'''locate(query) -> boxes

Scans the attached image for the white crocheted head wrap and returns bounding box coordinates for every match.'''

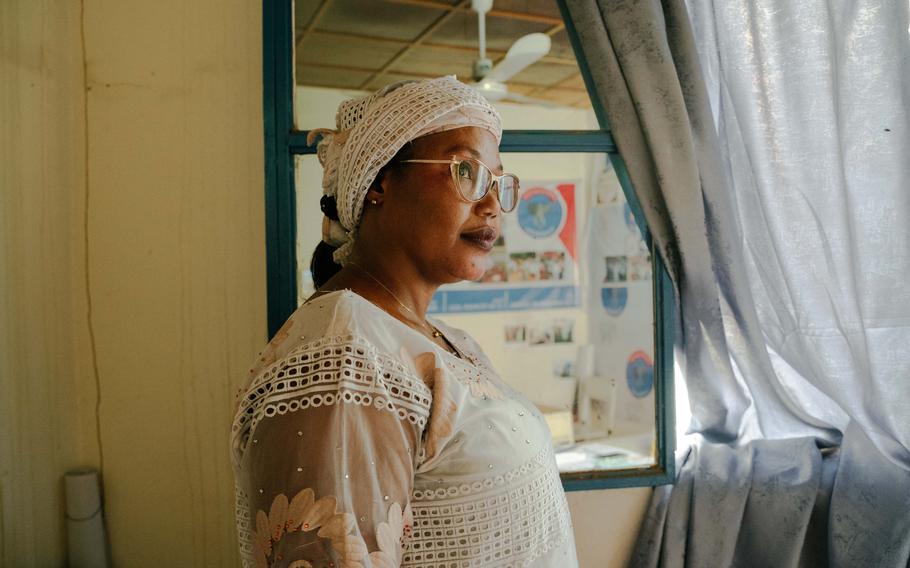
[306,75,503,265]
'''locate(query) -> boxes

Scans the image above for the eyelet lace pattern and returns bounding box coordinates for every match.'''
[231,304,577,567]
[403,445,571,567]
[231,334,433,463]
[235,484,257,565]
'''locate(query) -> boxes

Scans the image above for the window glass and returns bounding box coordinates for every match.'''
[293,0,598,130]
[432,152,657,472]
[291,0,663,478]
[295,149,657,473]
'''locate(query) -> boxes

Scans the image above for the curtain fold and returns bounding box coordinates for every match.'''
[631,439,837,567]
[562,0,910,565]
[560,0,754,442]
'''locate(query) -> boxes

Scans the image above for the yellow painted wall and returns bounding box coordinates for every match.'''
[2,0,265,565]
[1,2,649,566]
[1,2,97,565]
[80,0,266,565]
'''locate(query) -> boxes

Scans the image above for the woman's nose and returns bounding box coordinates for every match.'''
[475,181,501,217]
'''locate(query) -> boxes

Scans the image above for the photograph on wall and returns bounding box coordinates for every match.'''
[628,255,652,281]
[553,319,575,344]
[528,323,554,346]
[430,180,581,313]
[478,250,508,284]
[604,256,628,283]
[504,323,527,344]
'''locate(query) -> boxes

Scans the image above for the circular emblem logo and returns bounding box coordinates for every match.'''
[626,350,654,398]
[518,187,564,238]
[601,287,628,317]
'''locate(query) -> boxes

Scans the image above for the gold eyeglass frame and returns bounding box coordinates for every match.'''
[399,156,521,212]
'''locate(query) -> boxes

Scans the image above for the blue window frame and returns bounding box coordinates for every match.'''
[261,0,675,489]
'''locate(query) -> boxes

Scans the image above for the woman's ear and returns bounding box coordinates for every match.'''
[366,168,391,204]
[365,175,385,205]
[365,186,383,205]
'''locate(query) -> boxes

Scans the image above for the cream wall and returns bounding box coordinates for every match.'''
[80,0,266,565]
[2,5,648,567]
[1,2,97,565]
[2,0,265,566]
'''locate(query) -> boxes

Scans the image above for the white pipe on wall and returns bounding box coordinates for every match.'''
[64,468,111,568]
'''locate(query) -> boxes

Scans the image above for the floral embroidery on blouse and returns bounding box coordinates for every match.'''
[254,487,412,568]
[466,373,505,400]
[253,487,365,568]
[415,342,506,403]
[414,354,457,463]
[369,502,414,568]
[233,292,578,568]
[450,357,506,401]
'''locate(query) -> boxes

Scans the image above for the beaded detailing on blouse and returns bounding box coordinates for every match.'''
[442,355,507,401]
[232,334,433,463]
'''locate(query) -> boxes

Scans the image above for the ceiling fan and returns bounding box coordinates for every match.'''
[468,0,554,106]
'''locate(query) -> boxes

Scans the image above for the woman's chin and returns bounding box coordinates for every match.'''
[437,253,490,283]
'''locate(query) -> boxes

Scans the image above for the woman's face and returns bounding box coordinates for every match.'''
[368,126,504,284]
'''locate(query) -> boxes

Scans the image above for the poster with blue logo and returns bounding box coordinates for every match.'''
[429,181,580,314]
[601,287,628,317]
[626,351,654,398]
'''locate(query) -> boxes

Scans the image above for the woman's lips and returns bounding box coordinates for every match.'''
[460,226,498,251]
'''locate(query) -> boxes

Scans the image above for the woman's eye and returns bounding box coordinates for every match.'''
[457,162,474,180]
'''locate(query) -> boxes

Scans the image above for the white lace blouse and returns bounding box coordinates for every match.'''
[231,290,578,568]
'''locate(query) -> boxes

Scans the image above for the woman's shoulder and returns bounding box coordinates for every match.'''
[237,288,434,406]
[258,290,371,361]
[248,289,432,379]
[231,291,436,467]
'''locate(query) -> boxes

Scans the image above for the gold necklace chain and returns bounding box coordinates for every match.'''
[347,262,442,339]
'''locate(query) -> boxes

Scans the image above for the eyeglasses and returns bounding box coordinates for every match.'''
[399,156,520,212]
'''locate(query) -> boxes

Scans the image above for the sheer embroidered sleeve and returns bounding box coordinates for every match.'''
[232,335,432,568]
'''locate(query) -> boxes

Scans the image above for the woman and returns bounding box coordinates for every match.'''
[231,76,578,568]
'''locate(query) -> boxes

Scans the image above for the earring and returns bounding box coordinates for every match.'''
[371,199,378,205]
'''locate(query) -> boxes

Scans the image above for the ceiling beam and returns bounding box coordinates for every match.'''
[295,0,334,48]
[293,1,579,96]
[524,71,586,99]
[357,0,472,89]
[383,0,564,25]
[303,29,577,66]
[298,60,585,93]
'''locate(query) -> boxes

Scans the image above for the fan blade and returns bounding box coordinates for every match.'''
[470,80,509,101]
[484,33,551,83]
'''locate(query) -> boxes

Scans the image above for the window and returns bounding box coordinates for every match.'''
[263,0,675,489]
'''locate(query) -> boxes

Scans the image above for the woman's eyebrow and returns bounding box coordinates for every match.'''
[442,144,505,172]
[442,144,481,158]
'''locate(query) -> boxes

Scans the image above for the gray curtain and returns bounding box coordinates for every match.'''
[561,0,910,565]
